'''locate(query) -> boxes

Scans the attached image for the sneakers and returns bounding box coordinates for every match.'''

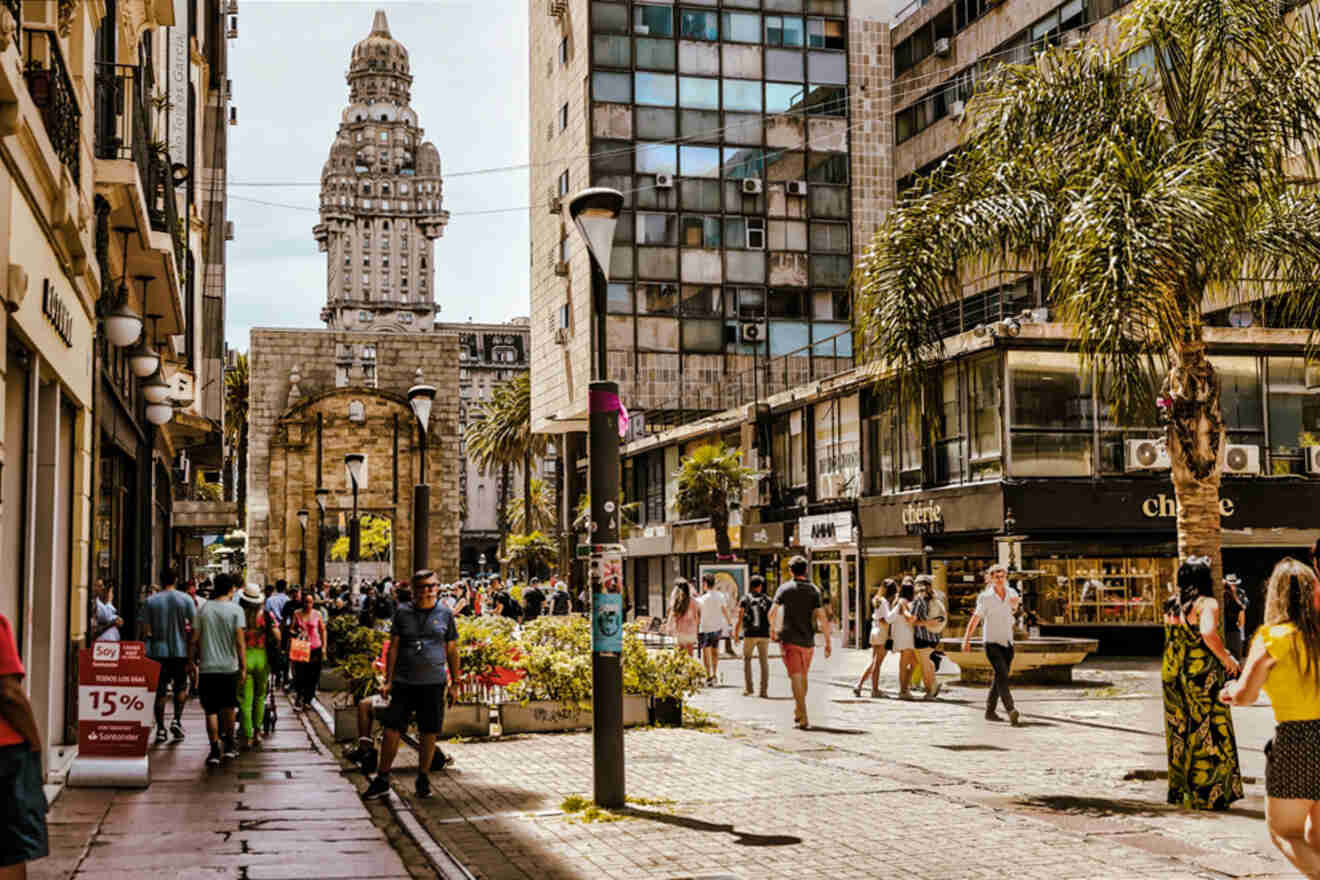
[415,774,432,799]
[362,775,391,801]
[170,720,185,742]
[155,727,168,744]
[205,743,221,767]
[430,750,448,773]
[852,685,862,698]
[222,738,239,760]
[1009,709,1022,727]
[985,711,1005,722]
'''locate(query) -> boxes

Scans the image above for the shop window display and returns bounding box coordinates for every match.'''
[1034,557,1171,625]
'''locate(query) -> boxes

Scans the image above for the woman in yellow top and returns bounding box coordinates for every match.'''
[1221,557,1320,877]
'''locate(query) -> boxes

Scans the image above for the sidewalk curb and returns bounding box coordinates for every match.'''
[309,696,476,880]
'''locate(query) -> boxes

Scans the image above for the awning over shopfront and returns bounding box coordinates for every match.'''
[669,521,790,554]
[863,536,926,556]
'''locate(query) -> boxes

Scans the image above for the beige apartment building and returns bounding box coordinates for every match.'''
[528,0,898,449]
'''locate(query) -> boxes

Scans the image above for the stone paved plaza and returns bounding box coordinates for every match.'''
[354,645,1295,880]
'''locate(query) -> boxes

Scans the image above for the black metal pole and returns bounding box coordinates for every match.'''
[316,506,326,585]
[592,259,608,383]
[349,482,360,588]
[412,420,429,573]
[590,376,623,807]
[299,525,307,587]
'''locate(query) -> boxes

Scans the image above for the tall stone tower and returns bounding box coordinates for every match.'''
[314,10,450,332]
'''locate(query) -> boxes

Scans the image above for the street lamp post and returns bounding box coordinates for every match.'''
[478,553,486,580]
[345,453,365,589]
[315,488,329,586]
[569,186,626,809]
[408,369,437,574]
[297,509,309,588]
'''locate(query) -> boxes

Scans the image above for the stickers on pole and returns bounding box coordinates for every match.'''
[77,642,160,758]
[591,551,624,654]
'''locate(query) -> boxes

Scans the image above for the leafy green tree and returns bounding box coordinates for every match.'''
[674,442,755,559]
[466,374,547,547]
[501,530,559,579]
[224,351,249,520]
[329,514,392,562]
[855,0,1320,590]
[508,477,556,534]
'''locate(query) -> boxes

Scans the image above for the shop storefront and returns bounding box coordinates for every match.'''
[796,511,858,645]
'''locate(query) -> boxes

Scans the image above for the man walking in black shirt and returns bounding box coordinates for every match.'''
[771,557,831,729]
[735,575,773,698]
[522,580,545,623]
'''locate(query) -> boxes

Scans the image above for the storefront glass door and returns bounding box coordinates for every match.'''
[811,552,859,647]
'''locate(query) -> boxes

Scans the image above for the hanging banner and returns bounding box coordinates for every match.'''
[77,641,160,758]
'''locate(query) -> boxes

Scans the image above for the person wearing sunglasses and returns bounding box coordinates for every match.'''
[362,570,460,802]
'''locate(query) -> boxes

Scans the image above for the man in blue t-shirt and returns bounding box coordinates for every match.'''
[363,569,459,802]
[142,568,195,743]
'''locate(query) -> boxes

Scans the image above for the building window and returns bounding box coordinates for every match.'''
[1008,350,1093,477]
[765,15,804,47]
[635,71,677,106]
[349,401,365,421]
[401,312,414,324]
[679,8,718,39]
[559,102,569,131]
[722,11,760,42]
[634,4,674,36]
[1267,356,1320,474]
[559,35,569,64]
[680,215,721,248]
[807,17,845,49]
[724,217,765,249]
[968,354,1002,480]
[592,70,632,103]
[558,169,570,196]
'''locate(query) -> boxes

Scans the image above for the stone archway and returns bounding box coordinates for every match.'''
[265,387,458,585]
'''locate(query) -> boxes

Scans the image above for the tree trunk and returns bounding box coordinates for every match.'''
[711,504,733,560]
[523,448,533,535]
[1165,338,1226,608]
[498,462,510,565]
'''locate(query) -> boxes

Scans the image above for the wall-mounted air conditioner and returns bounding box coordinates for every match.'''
[1125,438,1170,472]
[741,178,763,194]
[1305,446,1320,475]
[655,173,674,188]
[786,180,808,196]
[1223,444,1261,475]
[934,37,951,57]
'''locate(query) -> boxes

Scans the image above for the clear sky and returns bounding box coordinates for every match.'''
[225,1,530,351]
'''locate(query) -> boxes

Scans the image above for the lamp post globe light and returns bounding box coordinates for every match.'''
[128,308,161,379]
[297,509,310,588]
[568,186,626,810]
[315,487,330,586]
[478,553,486,579]
[345,453,365,589]
[103,228,144,348]
[144,402,173,426]
[142,366,171,405]
[408,369,437,573]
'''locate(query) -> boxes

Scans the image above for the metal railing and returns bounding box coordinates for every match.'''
[23,28,80,186]
[633,328,855,437]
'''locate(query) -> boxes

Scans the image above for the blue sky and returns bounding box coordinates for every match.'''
[225,1,530,350]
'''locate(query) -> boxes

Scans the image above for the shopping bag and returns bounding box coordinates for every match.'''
[290,638,312,663]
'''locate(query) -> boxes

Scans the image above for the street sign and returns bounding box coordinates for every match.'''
[77,641,159,757]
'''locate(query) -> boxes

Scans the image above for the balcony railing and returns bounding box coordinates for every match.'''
[23,28,80,187]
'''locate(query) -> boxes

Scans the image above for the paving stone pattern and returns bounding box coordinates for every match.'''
[33,697,425,880]
[370,650,1297,880]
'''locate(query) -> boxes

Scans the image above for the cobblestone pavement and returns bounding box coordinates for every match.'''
[350,642,1296,880]
[33,696,430,880]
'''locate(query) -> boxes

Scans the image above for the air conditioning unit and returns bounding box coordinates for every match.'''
[553,327,569,345]
[1305,446,1320,475]
[740,321,766,344]
[548,195,563,215]
[655,173,674,188]
[741,178,763,194]
[1223,444,1262,475]
[786,180,808,196]
[554,261,569,277]
[949,99,966,119]
[934,36,951,56]
[1125,438,1170,472]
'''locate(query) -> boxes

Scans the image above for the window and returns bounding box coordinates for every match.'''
[789,410,808,486]
[1211,356,1264,444]
[678,143,720,176]
[594,33,631,66]
[379,131,388,142]
[768,219,806,250]
[728,287,765,317]
[680,178,721,211]
[968,354,1002,479]
[635,72,678,106]
[807,153,848,184]
[636,212,678,245]
[1008,351,1093,477]
[349,401,365,421]
[809,222,847,252]
[679,76,719,109]
[634,4,674,36]
[593,71,631,102]
[681,215,722,248]
[401,312,414,324]
[765,15,804,46]
[807,18,844,49]
[635,141,678,175]
[557,169,570,196]
[723,78,763,112]
[559,36,568,64]
[766,49,804,82]
[815,396,861,499]
[559,103,568,131]
[592,0,628,31]
[722,11,760,41]
[362,273,370,285]
[680,284,721,315]
[635,37,675,70]
[805,83,846,115]
[638,283,679,314]
[1267,356,1320,474]
[358,310,371,321]
[681,319,724,352]
[679,9,718,39]
[766,81,805,112]
[606,283,633,313]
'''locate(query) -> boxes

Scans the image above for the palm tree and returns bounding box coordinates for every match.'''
[674,441,756,559]
[855,0,1320,594]
[466,374,547,546]
[224,351,249,521]
[508,477,557,534]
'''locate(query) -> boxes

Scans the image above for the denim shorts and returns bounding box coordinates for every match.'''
[698,631,722,650]
[0,743,48,867]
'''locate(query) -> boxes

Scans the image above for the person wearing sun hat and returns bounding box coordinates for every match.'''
[1224,573,1249,663]
[236,582,279,749]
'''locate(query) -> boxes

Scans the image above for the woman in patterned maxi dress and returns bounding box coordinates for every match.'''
[1163,558,1244,811]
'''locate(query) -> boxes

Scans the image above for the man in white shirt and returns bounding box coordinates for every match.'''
[962,564,1022,726]
[695,574,733,686]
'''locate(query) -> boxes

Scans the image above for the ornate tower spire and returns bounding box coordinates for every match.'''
[313,9,450,332]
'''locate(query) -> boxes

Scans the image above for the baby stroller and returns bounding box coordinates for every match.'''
[263,667,278,735]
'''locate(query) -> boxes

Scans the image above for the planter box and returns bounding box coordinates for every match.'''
[319,668,349,693]
[443,703,491,738]
[652,697,682,727]
[498,696,651,734]
[333,705,359,742]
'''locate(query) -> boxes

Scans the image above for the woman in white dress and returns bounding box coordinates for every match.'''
[888,578,919,699]
[854,579,897,697]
